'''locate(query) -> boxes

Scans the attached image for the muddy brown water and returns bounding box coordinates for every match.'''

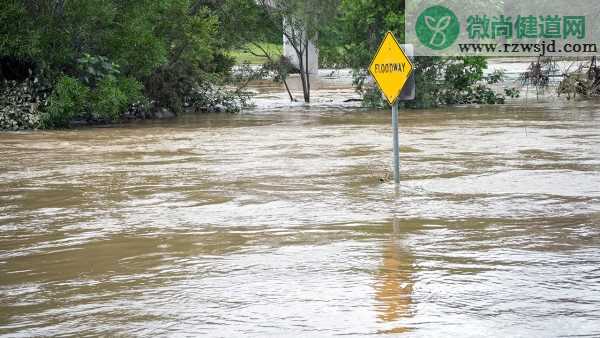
[1,104,600,337]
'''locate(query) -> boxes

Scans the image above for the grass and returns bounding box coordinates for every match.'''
[230,43,283,65]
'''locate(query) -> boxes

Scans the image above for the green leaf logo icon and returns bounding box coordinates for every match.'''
[417,6,459,50]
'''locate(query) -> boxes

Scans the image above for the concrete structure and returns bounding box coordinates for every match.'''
[283,33,319,76]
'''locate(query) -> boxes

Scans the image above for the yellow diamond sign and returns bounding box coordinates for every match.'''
[368,32,414,105]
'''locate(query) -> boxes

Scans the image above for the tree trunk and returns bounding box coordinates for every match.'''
[296,48,310,103]
[283,79,295,102]
[305,39,310,100]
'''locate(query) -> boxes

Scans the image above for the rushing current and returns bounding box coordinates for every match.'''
[1,94,600,336]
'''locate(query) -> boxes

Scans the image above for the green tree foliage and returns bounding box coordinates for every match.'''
[91,77,144,121]
[43,76,90,128]
[320,0,405,69]
[0,0,240,128]
[218,0,282,49]
[0,0,219,79]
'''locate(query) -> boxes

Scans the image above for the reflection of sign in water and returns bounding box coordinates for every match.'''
[374,235,414,334]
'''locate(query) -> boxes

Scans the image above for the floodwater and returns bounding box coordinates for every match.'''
[1,99,600,336]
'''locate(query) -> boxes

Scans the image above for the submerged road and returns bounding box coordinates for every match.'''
[1,103,600,336]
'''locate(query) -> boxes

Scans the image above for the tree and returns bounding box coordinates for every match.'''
[0,0,245,129]
[320,0,405,70]
[217,0,297,101]
[256,0,340,103]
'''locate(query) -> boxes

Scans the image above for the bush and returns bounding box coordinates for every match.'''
[90,77,144,121]
[0,80,45,130]
[144,63,197,115]
[1,0,242,129]
[40,75,145,127]
[77,54,121,88]
[42,76,89,128]
[188,81,249,113]
[117,77,145,104]
[353,57,520,108]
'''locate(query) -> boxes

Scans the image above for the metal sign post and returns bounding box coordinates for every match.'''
[392,101,400,184]
[368,32,415,185]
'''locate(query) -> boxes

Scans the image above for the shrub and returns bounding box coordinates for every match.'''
[77,54,121,88]
[144,63,197,114]
[90,77,144,121]
[42,76,89,128]
[188,81,249,113]
[40,75,145,127]
[0,80,44,130]
[117,77,145,104]
[1,0,239,128]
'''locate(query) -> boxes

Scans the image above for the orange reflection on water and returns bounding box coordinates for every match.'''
[374,220,414,334]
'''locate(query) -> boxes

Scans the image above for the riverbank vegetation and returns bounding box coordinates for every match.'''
[0,0,253,130]
[4,0,585,131]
